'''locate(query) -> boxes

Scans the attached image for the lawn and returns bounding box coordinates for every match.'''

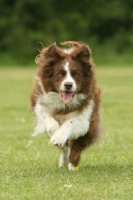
[0,65,133,200]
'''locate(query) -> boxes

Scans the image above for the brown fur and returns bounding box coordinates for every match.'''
[30,41,102,168]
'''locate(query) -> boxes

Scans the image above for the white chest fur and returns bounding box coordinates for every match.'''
[32,91,94,141]
[37,92,86,114]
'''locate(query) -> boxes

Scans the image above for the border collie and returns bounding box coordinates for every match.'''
[30,41,102,170]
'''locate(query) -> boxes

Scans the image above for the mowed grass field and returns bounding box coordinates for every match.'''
[0,65,133,200]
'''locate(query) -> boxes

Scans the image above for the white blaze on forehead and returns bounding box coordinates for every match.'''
[59,61,77,103]
[63,62,75,84]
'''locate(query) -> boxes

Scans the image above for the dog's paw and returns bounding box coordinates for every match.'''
[47,119,60,137]
[68,162,75,171]
[50,134,66,147]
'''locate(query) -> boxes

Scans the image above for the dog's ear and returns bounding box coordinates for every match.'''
[71,43,91,63]
[46,43,57,58]
[46,43,65,62]
[42,43,65,77]
[79,45,93,77]
[71,44,93,77]
[77,44,91,63]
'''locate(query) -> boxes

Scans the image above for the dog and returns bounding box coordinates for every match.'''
[30,41,102,170]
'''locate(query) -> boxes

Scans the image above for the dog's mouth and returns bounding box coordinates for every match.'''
[59,90,76,103]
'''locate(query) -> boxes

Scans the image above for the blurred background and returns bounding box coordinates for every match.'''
[0,0,133,65]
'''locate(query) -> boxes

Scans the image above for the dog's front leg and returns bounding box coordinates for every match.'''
[45,114,60,137]
[50,118,88,147]
[59,144,70,167]
[32,102,60,137]
[50,100,94,147]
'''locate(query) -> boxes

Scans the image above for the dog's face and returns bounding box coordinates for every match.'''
[37,42,94,103]
[53,59,83,103]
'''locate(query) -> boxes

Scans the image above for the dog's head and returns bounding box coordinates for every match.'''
[36,41,94,103]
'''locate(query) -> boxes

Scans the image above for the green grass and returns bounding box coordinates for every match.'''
[0,65,133,200]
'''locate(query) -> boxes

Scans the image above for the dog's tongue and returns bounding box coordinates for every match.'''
[61,91,74,103]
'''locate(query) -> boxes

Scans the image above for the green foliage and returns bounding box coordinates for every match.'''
[0,66,133,199]
[0,0,133,63]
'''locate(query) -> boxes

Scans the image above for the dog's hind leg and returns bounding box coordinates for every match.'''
[68,140,82,170]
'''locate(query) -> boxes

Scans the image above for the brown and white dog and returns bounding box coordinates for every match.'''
[30,41,102,170]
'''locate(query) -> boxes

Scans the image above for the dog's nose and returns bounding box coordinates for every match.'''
[64,82,73,90]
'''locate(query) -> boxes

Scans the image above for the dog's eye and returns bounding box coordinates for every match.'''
[56,70,65,78]
[72,71,80,77]
[57,73,63,77]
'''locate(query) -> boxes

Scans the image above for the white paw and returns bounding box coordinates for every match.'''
[50,134,66,147]
[59,162,64,168]
[59,159,68,168]
[47,120,60,136]
[68,163,75,171]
